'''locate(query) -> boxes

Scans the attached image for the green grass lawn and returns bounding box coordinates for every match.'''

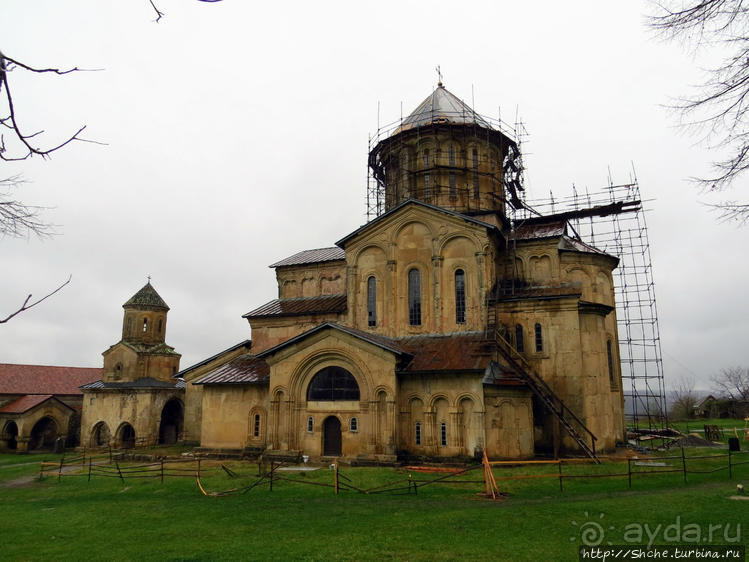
[1,451,747,561]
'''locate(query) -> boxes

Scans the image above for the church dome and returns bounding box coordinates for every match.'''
[395,84,491,133]
[123,282,169,311]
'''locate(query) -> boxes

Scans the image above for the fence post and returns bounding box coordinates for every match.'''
[109,445,112,463]
[88,456,92,482]
[58,456,64,482]
[681,447,687,484]
[38,462,44,481]
[728,449,733,480]
[197,459,201,481]
[627,457,632,489]
[116,461,124,484]
[334,458,339,495]
[161,459,164,484]
[269,461,274,492]
[558,460,563,492]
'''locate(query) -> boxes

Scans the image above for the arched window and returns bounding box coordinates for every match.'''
[415,422,422,445]
[114,363,123,380]
[157,318,163,333]
[607,340,616,387]
[367,276,377,327]
[440,421,447,446]
[408,268,422,326]
[515,324,524,353]
[307,417,314,433]
[253,413,261,438]
[472,148,480,198]
[455,269,466,324]
[535,323,543,352]
[142,318,148,333]
[307,366,360,401]
[349,417,358,432]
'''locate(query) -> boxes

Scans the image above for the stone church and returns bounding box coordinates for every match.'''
[80,83,625,461]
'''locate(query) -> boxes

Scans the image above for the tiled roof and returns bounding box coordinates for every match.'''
[0,394,70,414]
[80,377,185,391]
[123,282,169,310]
[243,294,347,319]
[119,341,180,356]
[396,333,492,373]
[256,322,409,359]
[192,354,270,386]
[0,364,102,396]
[269,247,345,268]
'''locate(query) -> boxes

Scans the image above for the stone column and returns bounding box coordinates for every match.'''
[432,255,442,332]
[386,398,397,454]
[346,265,358,326]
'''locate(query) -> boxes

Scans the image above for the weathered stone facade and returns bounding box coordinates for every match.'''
[82,84,626,461]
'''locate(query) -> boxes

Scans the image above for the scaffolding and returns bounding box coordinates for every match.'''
[365,103,666,431]
[366,111,525,222]
[512,179,668,430]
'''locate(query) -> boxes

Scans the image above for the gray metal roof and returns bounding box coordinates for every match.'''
[269,247,345,268]
[80,377,185,390]
[396,85,492,132]
[243,294,347,319]
[192,354,270,386]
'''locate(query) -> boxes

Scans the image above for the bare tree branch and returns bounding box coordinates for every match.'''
[0,275,71,324]
[0,175,56,238]
[0,51,103,161]
[648,1,749,220]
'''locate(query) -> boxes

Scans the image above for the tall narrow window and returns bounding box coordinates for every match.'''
[126,316,132,336]
[367,276,377,327]
[253,414,261,437]
[415,422,421,445]
[349,417,358,432]
[423,149,430,197]
[307,417,314,433]
[535,323,543,352]
[157,318,163,333]
[142,318,148,333]
[472,148,480,198]
[440,421,447,446]
[515,324,524,353]
[408,268,422,326]
[607,340,616,387]
[455,269,466,324]
[448,145,456,198]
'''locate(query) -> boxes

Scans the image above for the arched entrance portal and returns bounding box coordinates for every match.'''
[29,417,58,450]
[3,421,18,450]
[118,423,136,449]
[91,422,111,447]
[322,416,342,457]
[159,399,183,445]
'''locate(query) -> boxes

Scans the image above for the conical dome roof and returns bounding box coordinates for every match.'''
[396,84,491,132]
[123,282,169,310]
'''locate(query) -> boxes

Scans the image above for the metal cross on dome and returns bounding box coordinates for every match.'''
[435,65,443,86]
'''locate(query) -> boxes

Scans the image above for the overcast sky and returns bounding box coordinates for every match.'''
[1,1,745,392]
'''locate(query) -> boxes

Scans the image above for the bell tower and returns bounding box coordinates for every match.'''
[102,281,181,383]
[121,281,169,345]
